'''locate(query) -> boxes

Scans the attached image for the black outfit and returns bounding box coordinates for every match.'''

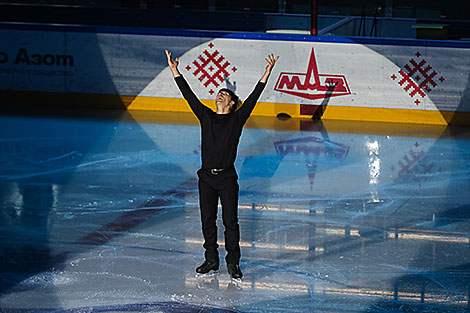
[175,75,266,265]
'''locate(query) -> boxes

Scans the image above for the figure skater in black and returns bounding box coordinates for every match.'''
[165,49,279,279]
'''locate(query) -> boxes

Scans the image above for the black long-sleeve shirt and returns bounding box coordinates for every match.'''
[175,75,266,169]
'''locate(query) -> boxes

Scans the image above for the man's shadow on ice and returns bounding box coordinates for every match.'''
[238,82,344,265]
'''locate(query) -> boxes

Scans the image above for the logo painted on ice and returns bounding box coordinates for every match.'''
[274,48,351,100]
[274,136,350,188]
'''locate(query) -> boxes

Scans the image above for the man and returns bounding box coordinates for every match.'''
[165,49,279,280]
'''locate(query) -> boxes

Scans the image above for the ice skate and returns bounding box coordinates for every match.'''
[227,263,243,282]
[195,260,219,277]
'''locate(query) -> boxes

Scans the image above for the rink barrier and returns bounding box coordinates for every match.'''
[125,110,450,139]
[3,90,466,126]
[124,96,458,126]
[1,22,469,126]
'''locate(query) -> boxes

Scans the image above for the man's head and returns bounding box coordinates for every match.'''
[216,88,239,113]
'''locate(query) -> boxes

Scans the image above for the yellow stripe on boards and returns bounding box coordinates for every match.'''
[127,96,452,126]
[123,111,449,138]
[320,105,450,125]
[2,90,467,126]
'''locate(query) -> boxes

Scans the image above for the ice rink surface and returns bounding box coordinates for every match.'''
[1,110,469,313]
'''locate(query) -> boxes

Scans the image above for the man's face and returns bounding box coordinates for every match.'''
[216,90,235,110]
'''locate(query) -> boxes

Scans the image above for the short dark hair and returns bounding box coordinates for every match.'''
[219,88,240,112]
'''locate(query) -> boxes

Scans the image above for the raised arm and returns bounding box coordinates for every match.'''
[237,54,279,123]
[166,49,205,119]
[165,49,181,78]
[260,54,280,83]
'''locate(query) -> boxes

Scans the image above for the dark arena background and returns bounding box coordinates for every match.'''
[1,1,470,313]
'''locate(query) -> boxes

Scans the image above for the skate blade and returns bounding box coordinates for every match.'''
[230,277,242,283]
[195,270,219,278]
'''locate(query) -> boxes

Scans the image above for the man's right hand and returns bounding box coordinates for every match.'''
[165,49,181,77]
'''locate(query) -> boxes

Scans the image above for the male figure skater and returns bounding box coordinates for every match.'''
[165,49,278,279]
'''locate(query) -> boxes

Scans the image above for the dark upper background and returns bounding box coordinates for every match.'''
[0,0,469,39]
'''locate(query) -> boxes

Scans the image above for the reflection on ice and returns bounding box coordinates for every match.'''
[0,113,469,312]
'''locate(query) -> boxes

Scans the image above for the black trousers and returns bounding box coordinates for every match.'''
[197,168,240,265]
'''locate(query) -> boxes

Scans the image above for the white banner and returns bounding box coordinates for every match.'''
[1,25,469,114]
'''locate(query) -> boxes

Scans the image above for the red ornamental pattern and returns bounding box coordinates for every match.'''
[185,42,238,95]
[390,51,445,105]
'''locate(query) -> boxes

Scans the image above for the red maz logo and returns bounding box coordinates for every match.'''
[274,48,351,100]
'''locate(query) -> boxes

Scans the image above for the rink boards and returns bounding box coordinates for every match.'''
[0,23,470,125]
